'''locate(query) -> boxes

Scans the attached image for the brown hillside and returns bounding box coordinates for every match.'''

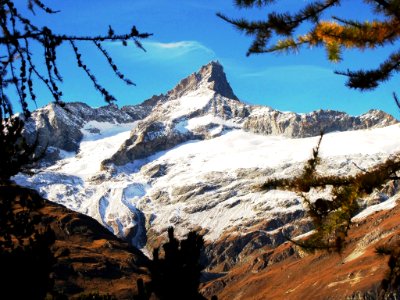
[1,184,150,299]
[202,200,400,300]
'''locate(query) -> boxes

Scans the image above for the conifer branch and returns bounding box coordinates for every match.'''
[335,49,400,90]
[28,0,59,14]
[220,0,400,91]
[260,131,400,251]
[234,0,276,8]
[70,40,116,104]
[93,41,136,86]
[0,1,151,118]
[393,92,400,110]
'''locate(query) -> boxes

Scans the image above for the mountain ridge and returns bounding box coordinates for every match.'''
[23,61,397,159]
[100,62,397,167]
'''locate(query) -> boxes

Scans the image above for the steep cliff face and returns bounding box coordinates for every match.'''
[23,103,85,153]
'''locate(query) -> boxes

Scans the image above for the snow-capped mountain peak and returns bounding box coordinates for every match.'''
[101,62,249,167]
[166,60,238,101]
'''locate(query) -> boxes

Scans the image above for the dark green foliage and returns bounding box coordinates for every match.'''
[218,0,341,54]
[135,227,210,300]
[234,0,276,8]
[0,185,55,300]
[335,50,400,90]
[376,245,393,256]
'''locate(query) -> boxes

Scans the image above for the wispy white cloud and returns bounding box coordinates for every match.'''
[142,40,216,58]
[107,40,216,64]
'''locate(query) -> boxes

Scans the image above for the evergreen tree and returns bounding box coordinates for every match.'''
[261,133,400,251]
[218,0,400,91]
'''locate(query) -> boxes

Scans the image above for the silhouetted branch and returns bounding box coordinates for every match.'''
[0,1,152,119]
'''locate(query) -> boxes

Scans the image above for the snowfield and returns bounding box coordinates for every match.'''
[48,121,138,179]
[14,120,400,246]
[168,89,214,119]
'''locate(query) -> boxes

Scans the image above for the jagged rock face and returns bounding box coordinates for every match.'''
[243,107,398,138]
[24,103,85,153]
[104,92,249,167]
[122,94,168,117]
[204,212,311,272]
[14,61,400,280]
[167,61,238,100]
[23,101,156,156]
[104,118,197,166]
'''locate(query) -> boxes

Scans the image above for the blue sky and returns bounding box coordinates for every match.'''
[13,0,400,117]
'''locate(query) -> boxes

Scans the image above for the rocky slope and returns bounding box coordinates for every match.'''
[2,184,149,299]
[102,61,248,167]
[14,61,400,298]
[201,198,400,299]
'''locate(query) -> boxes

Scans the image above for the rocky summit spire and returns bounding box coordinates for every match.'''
[167,61,239,100]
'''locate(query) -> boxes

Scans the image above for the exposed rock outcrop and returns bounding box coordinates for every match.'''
[23,61,397,169]
[103,119,197,166]
[101,61,397,168]
[243,108,398,138]
[167,61,238,100]
[23,100,158,155]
